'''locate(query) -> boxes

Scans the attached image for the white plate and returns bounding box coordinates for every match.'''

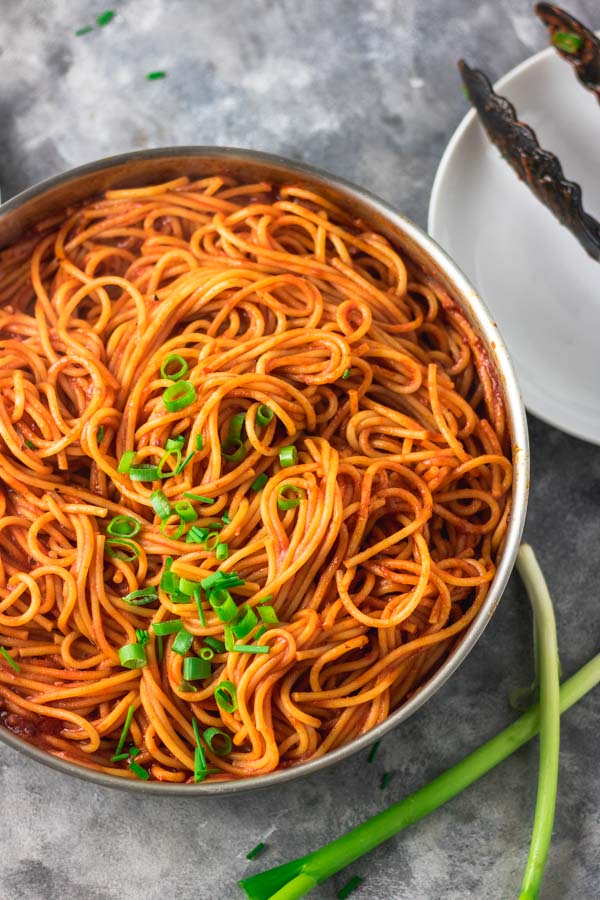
[429,42,600,444]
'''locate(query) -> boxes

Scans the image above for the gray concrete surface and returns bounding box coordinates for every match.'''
[1,1,599,898]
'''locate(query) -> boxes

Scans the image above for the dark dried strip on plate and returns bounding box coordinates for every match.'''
[458,59,600,261]
[536,3,600,103]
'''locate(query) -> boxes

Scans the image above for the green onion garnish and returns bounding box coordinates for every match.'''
[195,434,203,451]
[157,449,181,479]
[277,484,304,510]
[192,716,202,748]
[176,451,195,474]
[110,752,130,763]
[204,636,225,653]
[194,745,206,782]
[337,875,363,899]
[255,625,267,640]
[152,619,183,636]
[183,493,214,504]
[553,30,583,53]
[200,570,244,591]
[165,435,185,451]
[178,681,195,692]
[172,628,194,655]
[178,577,197,596]
[246,842,266,861]
[257,605,278,624]
[160,557,178,593]
[204,532,220,551]
[186,525,209,544]
[216,542,229,561]
[157,635,164,663]
[160,515,185,541]
[256,404,274,426]
[367,739,381,764]
[209,588,238,623]
[117,450,136,473]
[119,643,147,669]
[160,354,188,381]
[221,438,246,463]
[96,10,115,26]
[199,646,214,661]
[129,464,161,482]
[231,644,269,654]
[193,587,205,627]
[251,473,268,491]
[114,704,135,755]
[228,412,246,441]
[106,538,140,562]
[183,656,211,681]
[163,380,195,412]
[279,446,297,467]
[97,426,105,443]
[174,500,196,521]
[147,71,167,80]
[171,590,191,604]
[75,25,93,36]
[129,760,150,780]
[342,368,351,380]
[380,771,393,790]
[214,680,237,713]
[231,605,258,639]
[0,646,20,672]
[24,439,36,450]
[107,515,141,538]
[203,727,232,756]
[221,512,231,524]
[135,628,150,646]
[224,625,235,652]
[151,489,171,520]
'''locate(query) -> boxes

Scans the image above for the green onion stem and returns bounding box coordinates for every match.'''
[517,545,560,900]
[239,650,600,900]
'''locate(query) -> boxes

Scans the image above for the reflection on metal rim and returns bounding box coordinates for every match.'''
[0,147,529,794]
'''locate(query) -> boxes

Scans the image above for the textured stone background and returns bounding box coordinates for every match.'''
[1,1,599,898]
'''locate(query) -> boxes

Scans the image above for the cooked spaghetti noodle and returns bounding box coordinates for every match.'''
[0,175,512,782]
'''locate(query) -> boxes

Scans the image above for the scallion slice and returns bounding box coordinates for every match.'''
[135,628,149,646]
[342,368,351,380]
[208,588,238,623]
[251,473,268,491]
[256,404,274,426]
[174,500,196,521]
[106,538,140,563]
[97,426,105,443]
[0,646,20,673]
[151,489,171,520]
[231,605,258,639]
[214,680,237,713]
[257,604,278,624]
[231,644,270,654]
[203,726,232,756]
[114,705,135,756]
[228,412,246,441]
[279,446,297,468]
[117,450,136,473]
[119,643,147,669]
[183,656,211,681]
[172,628,194,655]
[193,586,205,627]
[175,450,195,474]
[184,493,214,504]
[186,525,209,544]
[129,760,150,780]
[246,842,266,861]
[165,435,185,451]
[160,354,188,381]
[157,449,181,479]
[204,636,226,653]
[152,619,183,636]
[277,484,304,510]
[199,646,214,661]
[224,625,235,652]
[221,438,246,463]
[163,380,195,412]
[216,542,229,561]
[129,464,160,482]
[107,515,141,538]
[195,434,203,451]
[200,571,244,591]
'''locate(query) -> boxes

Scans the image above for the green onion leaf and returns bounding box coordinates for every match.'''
[228,412,246,442]
[184,493,214,504]
[129,464,161,482]
[338,875,363,899]
[214,680,237,713]
[203,726,232,756]
[178,577,197,596]
[216,542,229,561]
[106,538,140,563]
[203,532,220,551]
[183,656,211,681]
[24,439,36,450]
[151,489,171,520]
[186,525,210,544]
[257,605,278,624]
[96,10,115,27]
[135,628,150,646]
[380,772,393,790]
[119,643,147,669]
[160,515,185,541]
[200,570,244,591]
[341,368,351,380]
[160,557,179,593]
[251,473,268,491]
[75,25,93,36]
[194,745,206,782]
[163,380,195,412]
[96,426,105,443]
[152,619,183,636]
[221,438,247,463]
[199,646,214,661]
[208,588,238,623]
[277,484,304,510]
[160,354,188,381]
[157,634,164,663]
[110,752,130,763]
[246,842,266,861]
[165,435,185,451]
[172,628,194,655]
[157,448,181,479]
[279,446,297,468]
[193,587,206,627]
[553,30,583,53]
[204,636,225,653]
[175,451,195,474]
[117,450,136,473]
[367,739,381,764]
[107,515,141,538]
[221,512,231,524]
[114,704,135,756]
[195,434,204,451]
[255,625,267,640]
[232,644,269,654]
[0,646,20,673]
[256,404,274,426]
[129,760,150,780]
[231,605,258,639]
[224,625,235,652]
[174,500,196,521]
[147,71,167,80]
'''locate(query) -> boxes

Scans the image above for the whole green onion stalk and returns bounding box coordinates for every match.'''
[239,548,600,900]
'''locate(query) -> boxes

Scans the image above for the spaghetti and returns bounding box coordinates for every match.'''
[0,174,512,782]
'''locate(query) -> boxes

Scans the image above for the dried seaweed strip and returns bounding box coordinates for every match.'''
[459,60,600,261]
[536,3,600,103]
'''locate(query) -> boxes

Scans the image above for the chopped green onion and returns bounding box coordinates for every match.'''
[260,595,273,604]
[380,772,393,790]
[160,515,185,541]
[96,10,115,26]
[216,542,229,561]
[24,439,36,450]
[129,464,161,482]
[135,628,149,646]
[279,446,297,467]
[203,532,219,551]
[195,434,203,451]
[256,404,274,426]
[157,635,164,663]
[107,515,141,538]
[151,489,171,520]
[257,605,278,624]
[171,590,191,604]
[110,752,130,763]
[129,760,150,780]
[342,368,351,380]
[74,25,93,36]
[232,605,258,639]
[174,500,196,521]
[176,451,195,474]
[0,646,20,673]
[178,680,195,692]
[172,628,194,655]
[114,704,135,755]
[129,747,141,758]
[96,426,105,443]
[186,525,209,544]
[194,745,206,782]
[106,538,140,563]
[251,473,268,491]
[184,493,214,504]
[224,625,235,652]
[160,354,188,381]
[147,71,167,80]
[232,644,270,654]
[553,30,583,53]
[221,438,246,463]
[203,727,232,756]
[157,449,181,479]
[178,577,197,596]
[119,643,147,669]
[117,450,136,473]
[163,380,195,412]
[165,435,185,451]
[246,842,266,861]
[228,412,246,441]
[199,646,214,661]
[193,587,205,627]
[221,512,231,524]
[183,656,211,681]
[255,625,267,640]
[160,557,179,593]
[214,680,237,713]
[209,588,238,623]
[338,876,363,899]
[152,619,183,636]
[204,636,225,653]
[200,570,244,591]
[277,484,304,510]
[367,739,381,764]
